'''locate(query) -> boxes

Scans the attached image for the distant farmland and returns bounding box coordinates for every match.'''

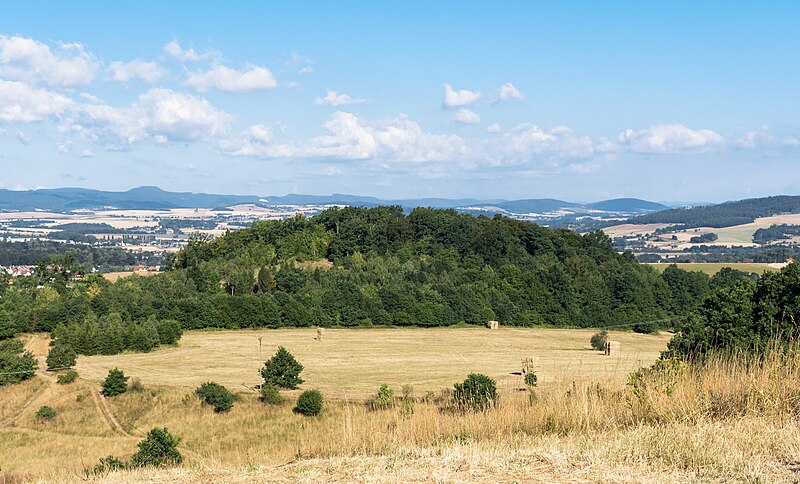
[646,262,782,275]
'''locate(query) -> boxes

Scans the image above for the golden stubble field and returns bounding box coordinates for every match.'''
[74,327,671,397]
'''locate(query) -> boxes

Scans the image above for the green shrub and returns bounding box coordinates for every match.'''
[400,384,415,417]
[156,319,183,345]
[524,371,538,388]
[0,339,37,386]
[130,427,183,468]
[101,368,129,397]
[261,346,304,389]
[47,342,77,370]
[57,370,79,384]
[453,373,497,411]
[590,330,609,351]
[90,455,127,477]
[295,389,323,416]
[196,382,234,413]
[259,384,283,405]
[633,322,659,334]
[370,384,394,410]
[36,405,56,420]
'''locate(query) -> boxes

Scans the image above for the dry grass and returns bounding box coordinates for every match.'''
[73,328,671,397]
[5,333,800,482]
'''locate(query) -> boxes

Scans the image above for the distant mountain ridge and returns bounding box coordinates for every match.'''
[0,186,669,216]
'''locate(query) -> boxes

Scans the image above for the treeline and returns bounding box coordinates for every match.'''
[669,262,800,356]
[630,196,800,228]
[636,245,800,264]
[752,224,800,244]
[0,240,162,270]
[52,314,181,356]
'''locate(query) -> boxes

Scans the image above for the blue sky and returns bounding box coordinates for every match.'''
[0,1,799,202]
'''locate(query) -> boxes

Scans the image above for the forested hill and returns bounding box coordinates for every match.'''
[628,195,800,228]
[163,206,679,329]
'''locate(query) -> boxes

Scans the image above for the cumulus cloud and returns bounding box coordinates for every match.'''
[164,40,201,61]
[109,59,166,83]
[736,128,800,149]
[0,35,98,87]
[64,88,231,149]
[222,111,466,162]
[486,123,501,133]
[453,108,480,124]
[498,82,523,101]
[442,84,480,108]
[185,65,277,93]
[491,124,595,165]
[617,123,723,154]
[314,89,367,107]
[0,79,73,122]
[81,149,93,158]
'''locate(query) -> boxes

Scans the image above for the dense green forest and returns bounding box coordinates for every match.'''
[0,240,161,270]
[629,195,800,228]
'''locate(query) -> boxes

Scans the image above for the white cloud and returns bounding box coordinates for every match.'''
[490,124,595,166]
[453,108,480,124]
[442,84,480,108]
[109,59,166,83]
[248,124,273,143]
[185,65,277,93]
[323,166,342,176]
[486,123,501,133]
[65,88,231,148]
[736,128,800,149]
[298,66,313,75]
[617,123,723,154]
[81,149,93,158]
[314,89,367,107]
[164,40,201,61]
[222,111,466,163]
[498,83,523,101]
[0,79,73,122]
[0,35,98,87]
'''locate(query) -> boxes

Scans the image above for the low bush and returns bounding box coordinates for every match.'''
[129,378,145,393]
[56,370,79,384]
[0,339,37,386]
[90,455,127,477]
[590,330,609,351]
[295,389,323,416]
[370,384,394,410]
[196,382,234,413]
[101,368,128,397]
[453,373,497,411]
[36,405,56,420]
[524,371,538,388]
[130,427,183,468]
[259,384,283,405]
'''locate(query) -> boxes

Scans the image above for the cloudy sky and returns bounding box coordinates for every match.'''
[1,2,799,202]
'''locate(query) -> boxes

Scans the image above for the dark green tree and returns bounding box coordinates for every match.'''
[46,342,77,370]
[130,427,183,468]
[261,346,304,389]
[101,368,129,396]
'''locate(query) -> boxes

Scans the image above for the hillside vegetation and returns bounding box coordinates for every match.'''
[629,195,800,228]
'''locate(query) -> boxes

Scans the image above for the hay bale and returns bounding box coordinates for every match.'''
[315,327,325,341]
[605,340,621,356]
[486,320,499,330]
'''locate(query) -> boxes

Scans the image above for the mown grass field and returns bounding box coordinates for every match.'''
[647,262,780,275]
[74,328,671,397]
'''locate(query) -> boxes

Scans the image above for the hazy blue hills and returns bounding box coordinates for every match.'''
[0,186,671,217]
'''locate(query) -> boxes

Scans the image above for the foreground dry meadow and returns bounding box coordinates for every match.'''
[3,329,800,482]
